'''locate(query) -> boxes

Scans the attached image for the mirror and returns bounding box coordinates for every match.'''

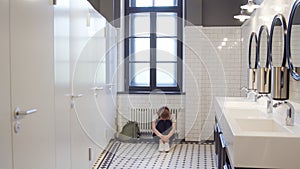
[248,32,258,90]
[269,14,289,100]
[257,25,270,68]
[270,15,286,67]
[249,32,258,69]
[287,0,300,81]
[257,25,271,94]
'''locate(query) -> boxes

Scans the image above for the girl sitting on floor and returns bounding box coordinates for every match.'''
[152,106,176,152]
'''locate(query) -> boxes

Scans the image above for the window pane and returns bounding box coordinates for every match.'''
[157,13,177,36]
[157,38,177,61]
[130,0,153,7]
[156,63,177,87]
[129,13,150,37]
[154,0,177,6]
[129,38,150,61]
[129,63,150,86]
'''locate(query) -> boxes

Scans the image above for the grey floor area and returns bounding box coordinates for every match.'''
[96,141,216,169]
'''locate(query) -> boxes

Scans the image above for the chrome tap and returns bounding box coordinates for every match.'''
[257,94,273,114]
[241,86,253,95]
[248,90,258,102]
[241,86,257,102]
[241,86,249,93]
[273,101,295,126]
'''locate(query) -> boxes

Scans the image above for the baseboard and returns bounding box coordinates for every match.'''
[115,136,213,144]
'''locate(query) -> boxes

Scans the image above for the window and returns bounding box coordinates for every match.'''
[125,0,183,92]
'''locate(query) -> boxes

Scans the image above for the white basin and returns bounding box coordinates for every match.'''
[217,97,259,109]
[223,101,256,109]
[224,108,264,118]
[235,118,288,132]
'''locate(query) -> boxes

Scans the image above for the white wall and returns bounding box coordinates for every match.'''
[0,0,13,168]
[185,26,242,141]
[241,0,300,103]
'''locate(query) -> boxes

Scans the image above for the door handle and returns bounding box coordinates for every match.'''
[91,87,104,97]
[64,93,83,99]
[106,83,116,90]
[65,94,83,108]
[66,94,83,99]
[14,107,37,119]
[91,87,104,91]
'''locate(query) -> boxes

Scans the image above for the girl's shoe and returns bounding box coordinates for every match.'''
[164,142,170,152]
[158,142,164,152]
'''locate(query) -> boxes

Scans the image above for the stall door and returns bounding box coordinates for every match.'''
[68,1,117,167]
[10,0,56,168]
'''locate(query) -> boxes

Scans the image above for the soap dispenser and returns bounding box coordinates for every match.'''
[271,67,289,100]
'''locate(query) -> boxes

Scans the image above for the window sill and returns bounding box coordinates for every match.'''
[117,91,185,95]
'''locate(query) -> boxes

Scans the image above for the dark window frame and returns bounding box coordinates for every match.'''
[124,0,183,93]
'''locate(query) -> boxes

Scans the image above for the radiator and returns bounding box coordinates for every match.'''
[130,107,180,136]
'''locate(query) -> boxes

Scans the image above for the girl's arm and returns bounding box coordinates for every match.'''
[166,122,176,139]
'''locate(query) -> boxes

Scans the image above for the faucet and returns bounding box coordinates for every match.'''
[248,90,258,102]
[273,101,295,126]
[241,86,249,93]
[240,86,257,102]
[257,94,273,114]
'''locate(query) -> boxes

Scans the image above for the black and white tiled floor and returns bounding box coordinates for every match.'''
[96,141,216,169]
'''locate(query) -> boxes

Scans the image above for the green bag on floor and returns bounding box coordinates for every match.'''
[119,121,140,141]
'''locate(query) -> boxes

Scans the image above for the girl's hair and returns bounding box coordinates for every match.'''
[158,106,171,119]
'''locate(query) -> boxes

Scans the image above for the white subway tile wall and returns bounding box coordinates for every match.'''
[291,26,300,68]
[290,25,300,101]
[258,28,268,67]
[184,26,242,141]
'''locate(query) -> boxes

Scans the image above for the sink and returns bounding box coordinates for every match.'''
[225,109,264,118]
[219,97,258,109]
[235,118,288,132]
[223,101,256,109]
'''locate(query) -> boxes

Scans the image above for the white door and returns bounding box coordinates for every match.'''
[10,0,55,169]
[68,1,117,168]
[69,2,112,167]
[53,0,117,168]
[70,27,117,169]
[0,0,13,168]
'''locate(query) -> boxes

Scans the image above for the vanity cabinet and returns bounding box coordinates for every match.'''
[214,119,255,169]
[214,119,232,169]
[214,97,300,168]
[215,116,274,169]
